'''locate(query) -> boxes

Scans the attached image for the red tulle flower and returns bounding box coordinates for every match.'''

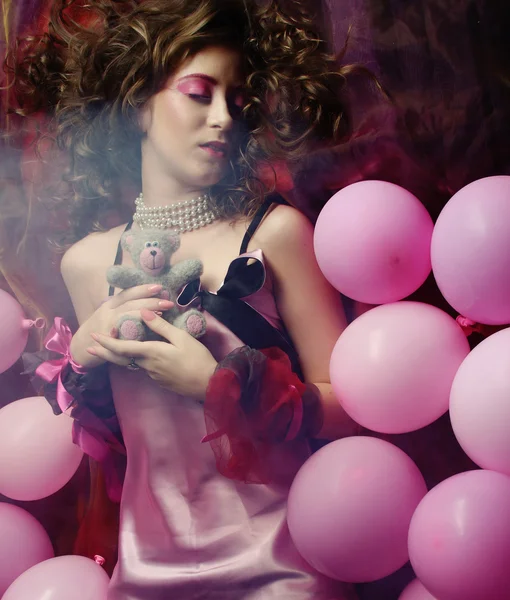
[203,346,322,483]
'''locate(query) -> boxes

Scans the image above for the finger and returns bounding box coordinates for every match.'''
[86,345,144,368]
[90,332,147,358]
[108,284,164,309]
[141,309,188,346]
[101,310,163,338]
[119,298,174,313]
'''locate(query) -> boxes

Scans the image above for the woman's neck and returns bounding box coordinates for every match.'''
[140,181,209,208]
[140,149,209,208]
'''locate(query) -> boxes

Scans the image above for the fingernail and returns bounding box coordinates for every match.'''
[90,333,99,341]
[158,300,174,308]
[155,311,163,316]
[141,308,157,321]
[87,347,97,355]
[149,285,163,293]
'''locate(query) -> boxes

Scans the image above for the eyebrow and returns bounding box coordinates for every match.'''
[176,73,244,89]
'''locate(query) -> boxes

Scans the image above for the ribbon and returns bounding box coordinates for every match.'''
[35,317,86,413]
[176,253,302,377]
[72,415,125,503]
[176,251,266,307]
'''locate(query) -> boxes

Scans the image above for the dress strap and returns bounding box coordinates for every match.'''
[108,220,133,297]
[239,194,288,255]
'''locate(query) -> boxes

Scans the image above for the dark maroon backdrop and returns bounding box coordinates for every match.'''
[1,1,509,596]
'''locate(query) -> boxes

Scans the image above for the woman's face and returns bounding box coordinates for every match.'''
[140,45,246,193]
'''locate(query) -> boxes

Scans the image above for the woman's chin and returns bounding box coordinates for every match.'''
[193,170,230,189]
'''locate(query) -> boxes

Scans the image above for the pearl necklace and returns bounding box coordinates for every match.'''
[133,193,219,232]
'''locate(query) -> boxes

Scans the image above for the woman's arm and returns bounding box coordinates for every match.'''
[258,204,358,440]
[60,232,119,367]
[61,231,170,366]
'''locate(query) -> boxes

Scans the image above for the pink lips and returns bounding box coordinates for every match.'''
[200,142,228,158]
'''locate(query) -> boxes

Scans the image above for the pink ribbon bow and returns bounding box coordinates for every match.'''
[35,317,86,413]
[34,318,125,501]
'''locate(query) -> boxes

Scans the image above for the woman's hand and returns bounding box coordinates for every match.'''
[70,285,174,369]
[86,308,218,401]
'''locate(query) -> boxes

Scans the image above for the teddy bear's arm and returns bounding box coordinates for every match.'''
[106,265,148,289]
[166,259,203,290]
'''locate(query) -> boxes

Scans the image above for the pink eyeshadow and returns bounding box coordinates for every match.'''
[176,80,211,96]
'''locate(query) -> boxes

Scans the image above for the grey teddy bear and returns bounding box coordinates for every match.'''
[106,228,206,341]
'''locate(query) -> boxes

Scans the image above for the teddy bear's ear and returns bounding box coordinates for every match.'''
[165,231,180,252]
[121,233,135,251]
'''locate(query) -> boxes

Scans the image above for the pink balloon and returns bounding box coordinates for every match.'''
[2,555,109,600]
[0,290,29,374]
[0,397,83,501]
[431,176,510,325]
[314,180,433,304]
[330,302,470,433]
[399,579,438,600]
[450,328,510,475]
[409,470,510,600]
[0,503,54,596]
[287,436,427,583]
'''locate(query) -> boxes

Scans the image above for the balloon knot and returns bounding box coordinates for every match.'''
[94,554,106,566]
[456,315,482,336]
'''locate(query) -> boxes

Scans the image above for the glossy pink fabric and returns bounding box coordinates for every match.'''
[107,250,354,599]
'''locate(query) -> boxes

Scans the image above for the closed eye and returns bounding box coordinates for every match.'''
[188,94,211,102]
[176,79,212,101]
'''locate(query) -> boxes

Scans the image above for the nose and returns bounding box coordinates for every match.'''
[207,92,233,132]
[150,250,157,256]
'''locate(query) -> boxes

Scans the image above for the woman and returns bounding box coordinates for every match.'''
[10,0,360,597]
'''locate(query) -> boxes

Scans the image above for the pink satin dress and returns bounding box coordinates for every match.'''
[106,248,354,599]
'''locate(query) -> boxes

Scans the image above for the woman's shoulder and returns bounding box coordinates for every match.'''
[59,224,128,319]
[253,203,314,257]
[60,224,126,281]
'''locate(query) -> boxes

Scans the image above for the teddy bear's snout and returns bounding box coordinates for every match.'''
[140,246,165,273]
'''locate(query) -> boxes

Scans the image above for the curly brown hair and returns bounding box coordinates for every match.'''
[6,0,359,243]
